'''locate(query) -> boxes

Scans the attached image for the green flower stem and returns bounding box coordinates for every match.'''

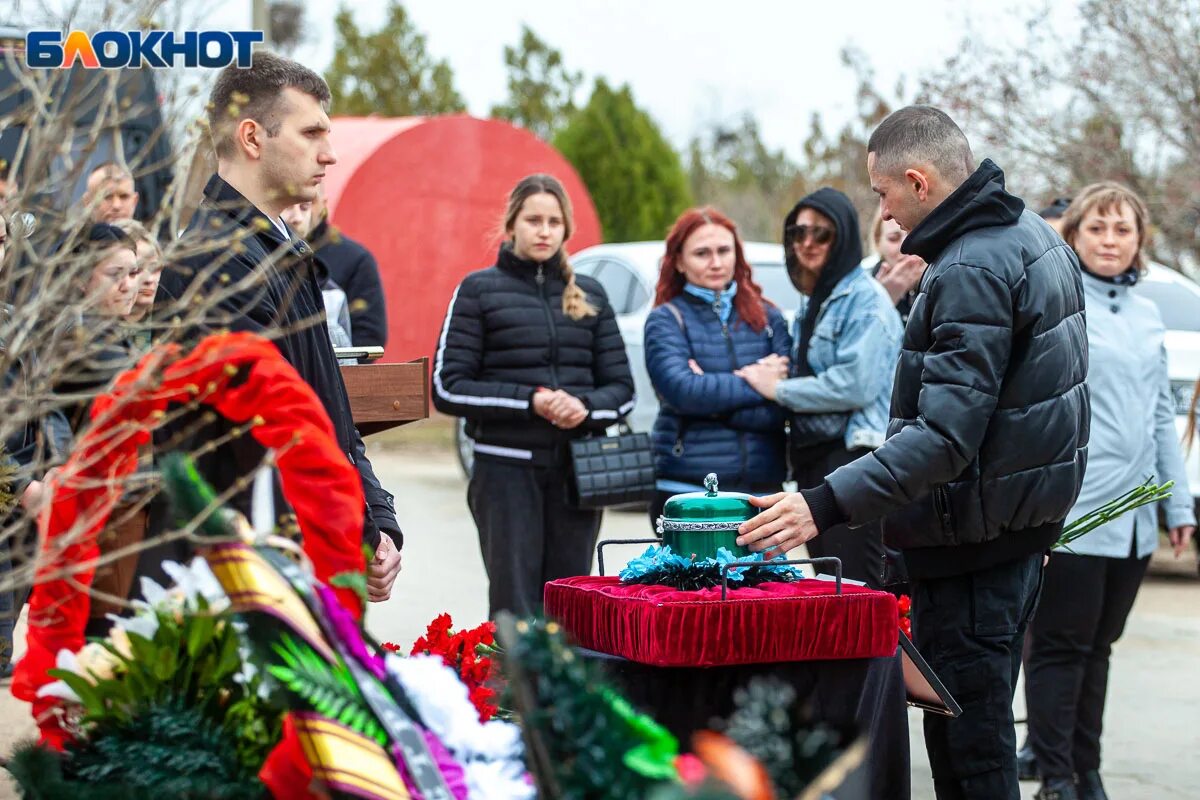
[1055,478,1173,549]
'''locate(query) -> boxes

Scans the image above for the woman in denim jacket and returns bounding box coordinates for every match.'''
[739,188,902,587]
[644,207,790,528]
[1025,183,1195,800]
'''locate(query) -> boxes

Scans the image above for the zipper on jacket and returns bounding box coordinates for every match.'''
[933,485,954,540]
[714,300,748,483]
[536,263,560,387]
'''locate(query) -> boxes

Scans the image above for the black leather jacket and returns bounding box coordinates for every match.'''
[825,161,1089,576]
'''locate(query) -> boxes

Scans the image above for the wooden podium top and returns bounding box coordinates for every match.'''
[339,357,430,436]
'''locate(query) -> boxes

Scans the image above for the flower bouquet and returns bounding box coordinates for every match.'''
[1055,477,1173,550]
[619,545,804,591]
[10,454,532,800]
[386,614,501,722]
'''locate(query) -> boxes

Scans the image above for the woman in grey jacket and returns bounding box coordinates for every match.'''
[1026,183,1196,800]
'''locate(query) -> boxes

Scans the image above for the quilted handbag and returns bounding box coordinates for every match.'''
[789,410,851,447]
[569,425,656,509]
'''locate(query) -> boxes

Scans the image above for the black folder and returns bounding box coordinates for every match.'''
[898,630,961,717]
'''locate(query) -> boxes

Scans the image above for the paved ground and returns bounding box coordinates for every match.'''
[3,422,1198,798]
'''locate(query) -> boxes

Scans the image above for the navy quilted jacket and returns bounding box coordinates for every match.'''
[645,293,790,488]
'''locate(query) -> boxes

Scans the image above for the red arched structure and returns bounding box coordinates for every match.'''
[325,115,602,363]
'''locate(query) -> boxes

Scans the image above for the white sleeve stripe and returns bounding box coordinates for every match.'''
[433,284,531,411]
[590,394,637,420]
[473,443,534,460]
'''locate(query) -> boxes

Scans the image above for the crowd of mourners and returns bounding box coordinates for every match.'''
[0,47,1197,800]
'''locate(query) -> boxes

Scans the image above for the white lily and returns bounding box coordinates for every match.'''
[35,649,83,703]
[107,609,159,642]
[162,558,229,611]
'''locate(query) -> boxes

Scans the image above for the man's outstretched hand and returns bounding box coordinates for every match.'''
[736,492,820,559]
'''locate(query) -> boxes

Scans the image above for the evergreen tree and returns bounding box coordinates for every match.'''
[490,25,582,142]
[324,1,465,117]
[554,79,692,242]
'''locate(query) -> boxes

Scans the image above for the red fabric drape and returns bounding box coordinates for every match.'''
[544,576,898,667]
[12,333,366,752]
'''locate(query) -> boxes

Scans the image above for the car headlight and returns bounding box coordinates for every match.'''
[1171,380,1198,417]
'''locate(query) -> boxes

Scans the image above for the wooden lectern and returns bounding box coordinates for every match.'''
[338,356,430,436]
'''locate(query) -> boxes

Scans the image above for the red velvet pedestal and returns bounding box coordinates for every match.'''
[543,576,898,667]
[543,576,909,800]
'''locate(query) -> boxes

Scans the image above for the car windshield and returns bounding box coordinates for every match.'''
[1136,279,1200,332]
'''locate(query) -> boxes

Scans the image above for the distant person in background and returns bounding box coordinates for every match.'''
[0,163,17,211]
[869,209,927,326]
[82,162,139,223]
[0,208,71,677]
[54,223,140,431]
[1038,197,1072,236]
[644,206,791,528]
[281,198,355,360]
[306,185,389,349]
[1026,183,1195,800]
[113,219,163,349]
[739,189,902,588]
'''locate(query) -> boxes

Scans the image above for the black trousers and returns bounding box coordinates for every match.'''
[1025,548,1149,780]
[468,457,602,618]
[913,553,1043,800]
[793,445,889,590]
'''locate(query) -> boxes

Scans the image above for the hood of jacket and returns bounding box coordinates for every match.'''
[783,187,864,377]
[900,159,1025,262]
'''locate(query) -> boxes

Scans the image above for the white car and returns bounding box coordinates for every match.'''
[1136,263,1200,513]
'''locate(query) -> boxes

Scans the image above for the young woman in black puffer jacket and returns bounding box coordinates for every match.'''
[432,174,635,617]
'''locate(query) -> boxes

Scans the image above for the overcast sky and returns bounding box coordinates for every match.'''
[14,0,1078,159]
[183,0,1078,160]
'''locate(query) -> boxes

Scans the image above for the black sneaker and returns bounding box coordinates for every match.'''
[1035,777,1080,800]
[1076,770,1109,800]
[1017,739,1040,781]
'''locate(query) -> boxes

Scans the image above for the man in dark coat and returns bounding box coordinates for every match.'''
[157,52,402,602]
[307,185,389,350]
[738,106,1089,800]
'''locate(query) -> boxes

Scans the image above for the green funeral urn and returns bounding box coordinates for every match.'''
[656,473,756,560]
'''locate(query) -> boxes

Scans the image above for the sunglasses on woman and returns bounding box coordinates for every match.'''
[787,224,835,245]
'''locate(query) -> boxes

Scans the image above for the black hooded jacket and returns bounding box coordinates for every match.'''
[805,160,1089,578]
[309,218,389,349]
[782,188,864,377]
[158,174,401,551]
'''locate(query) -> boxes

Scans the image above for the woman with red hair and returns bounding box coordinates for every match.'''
[643,207,791,527]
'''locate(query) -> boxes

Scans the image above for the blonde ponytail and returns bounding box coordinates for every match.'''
[559,254,598,320]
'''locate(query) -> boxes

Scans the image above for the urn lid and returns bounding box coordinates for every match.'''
[659,473,756,530]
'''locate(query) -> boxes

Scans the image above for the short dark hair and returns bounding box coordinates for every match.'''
[868,105,973,184]
[70,222,136,258]
[207,50,331,158]
[1038,197,1073,220]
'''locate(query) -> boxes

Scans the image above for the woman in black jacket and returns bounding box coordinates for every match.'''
[432,174,635,617]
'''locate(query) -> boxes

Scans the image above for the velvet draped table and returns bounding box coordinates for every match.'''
[545,576,911,800]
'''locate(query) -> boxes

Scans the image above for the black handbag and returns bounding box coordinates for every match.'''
[569,425,656,509]
[789,410,851,447]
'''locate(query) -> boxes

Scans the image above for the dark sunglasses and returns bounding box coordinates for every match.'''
[787,224,835,246]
